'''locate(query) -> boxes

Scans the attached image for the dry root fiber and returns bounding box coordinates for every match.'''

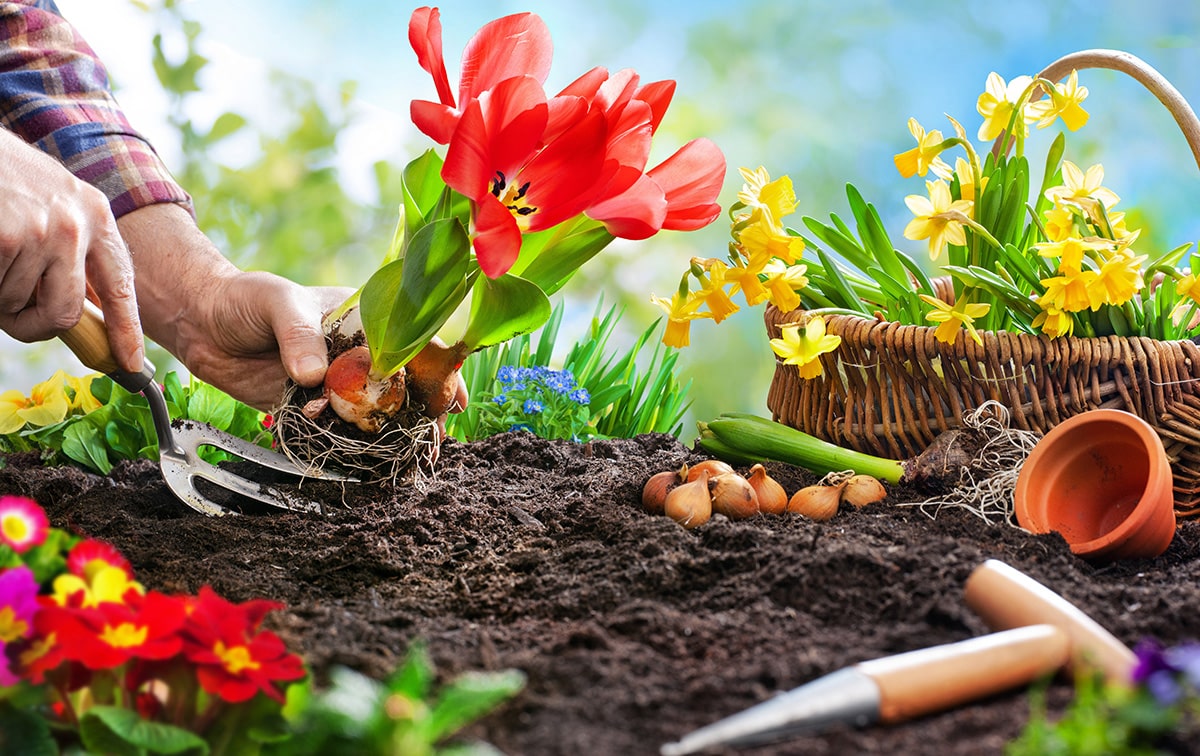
[896,401,1041,529]
[272,379,440,486]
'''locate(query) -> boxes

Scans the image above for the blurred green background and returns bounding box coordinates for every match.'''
[12,0,1200,439]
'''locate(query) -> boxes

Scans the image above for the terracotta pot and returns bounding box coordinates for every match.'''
[1014,409,1176,563]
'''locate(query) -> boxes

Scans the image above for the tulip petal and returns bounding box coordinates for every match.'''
[649,137,726,231]
[408,7,455,107]
[473,194,525,279]
[460,12,554,101]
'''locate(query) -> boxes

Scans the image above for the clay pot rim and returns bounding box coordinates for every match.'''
[1014,409,1174,559]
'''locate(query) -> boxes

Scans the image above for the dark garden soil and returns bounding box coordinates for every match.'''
[2,431,1199,755]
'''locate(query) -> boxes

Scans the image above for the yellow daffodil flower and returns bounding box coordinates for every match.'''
[1039,269,1098,313]
[1032,305,1075,338]
[1087,251,1145,309]
[976,72,1035,141]
[919,294,991,347]
[724,253,772,307]
[903,180,973,261]
[770,317,841,379]
[0,371,71,434]
[1033,236,1114,274]
[1177,273,1200,306]
[893,118,952,179]
[1171,274,1200,328]
[1041,203,1080,243]
[1044,161,1120,215]
[737,214,805,265]
[736,166,797,226]
[693,259,739,323]
[761,259,809,313]
[1029,70,1089,131]
[952,157,986,205]
[651,289,711,348]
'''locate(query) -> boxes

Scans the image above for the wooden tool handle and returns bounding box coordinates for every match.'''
[858,624,1069,724]
[58,301,155,394]
[963,559,1136,684]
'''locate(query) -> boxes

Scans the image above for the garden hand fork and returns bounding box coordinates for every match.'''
[59,302,343,516]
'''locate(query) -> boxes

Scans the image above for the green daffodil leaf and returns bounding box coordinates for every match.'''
[361,218,471,376]
[461,272,552,353]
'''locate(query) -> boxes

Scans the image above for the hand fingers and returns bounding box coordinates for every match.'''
[85,221,144,373]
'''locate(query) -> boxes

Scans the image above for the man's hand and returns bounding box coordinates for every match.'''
[0,129,144,371]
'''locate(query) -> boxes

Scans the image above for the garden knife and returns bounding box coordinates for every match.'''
[58,301,343,516]
[659,623,1069,755]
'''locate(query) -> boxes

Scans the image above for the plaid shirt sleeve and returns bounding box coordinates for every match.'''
[0,0,191,217]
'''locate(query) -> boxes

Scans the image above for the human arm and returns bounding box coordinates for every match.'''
[0,125,145,372]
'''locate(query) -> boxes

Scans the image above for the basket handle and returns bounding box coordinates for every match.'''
[1035,49,1200,172]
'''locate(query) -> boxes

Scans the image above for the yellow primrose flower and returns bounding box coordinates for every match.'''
[761,259,809,314]
[737,213,805,265]
[1033,236,1114,274]
[693,259,739,324]
[976,72,1035,141]
[0,371,71,434]
[1039,269,1098,313]
[651,290,711,348]
[919,294,991,347]
[903,180,973,261]
[893,118,952,179]
[66,373,103,414]
[1044,161,1120,214]
[1029,70,1089,131]
[724,253,772,307]
[770,317,841,380]
[1087,251,1145,309]
[1032,305,1075,338]
[52,564,145,608]
[736,166,797,226]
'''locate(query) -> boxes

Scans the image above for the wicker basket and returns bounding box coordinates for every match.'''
[764,50,1200,518]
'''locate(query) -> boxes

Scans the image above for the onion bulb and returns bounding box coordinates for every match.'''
[842,474,887,508]
[642,467,687,515]
[746,464,787,515]
[664,470,712,529]
[710,472,758,520]
[786,483,843,521]
[686,459,734,483]
[324,345,406,433]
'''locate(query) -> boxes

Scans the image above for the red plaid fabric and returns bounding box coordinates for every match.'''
[0,0,190,217]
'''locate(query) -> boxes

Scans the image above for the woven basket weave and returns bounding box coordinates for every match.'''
[764,50,1200,518]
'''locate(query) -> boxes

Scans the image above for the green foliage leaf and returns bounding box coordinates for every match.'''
[461,273,552,353]
[428,670,527,742]
[360,218,472,376]
[510,216,615,296]
[80,705,210,756]
[0,702,56,756]
[401,150,451,242]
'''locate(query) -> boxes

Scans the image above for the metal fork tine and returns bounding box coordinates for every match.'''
[161,447,326,515]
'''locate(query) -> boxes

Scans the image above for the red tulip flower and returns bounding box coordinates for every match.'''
[409,7,553,144]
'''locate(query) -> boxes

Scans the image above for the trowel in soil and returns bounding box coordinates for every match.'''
[59,301,345,516]
[659,624,1069,755]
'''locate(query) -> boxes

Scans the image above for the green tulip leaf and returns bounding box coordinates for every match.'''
[361,218,471,376]
[509,216,615,296]
[461,272,552,353]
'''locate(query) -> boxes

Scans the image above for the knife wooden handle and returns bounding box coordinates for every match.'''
[58,300,155,393]
[964,559,1136,684]
[858,624,1069,724]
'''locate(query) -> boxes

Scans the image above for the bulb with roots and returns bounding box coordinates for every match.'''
[321,339,469,434]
